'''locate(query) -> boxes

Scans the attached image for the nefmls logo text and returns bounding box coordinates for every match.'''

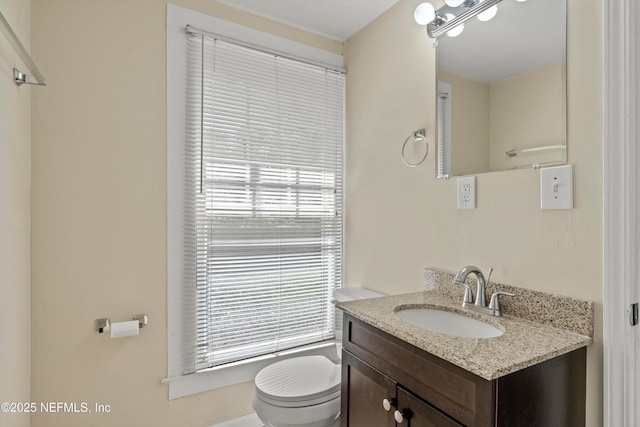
[40,402,90,413]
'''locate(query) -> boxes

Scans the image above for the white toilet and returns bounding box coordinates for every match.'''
[252,287,384,427]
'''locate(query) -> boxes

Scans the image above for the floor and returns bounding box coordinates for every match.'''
[212,413,263,427]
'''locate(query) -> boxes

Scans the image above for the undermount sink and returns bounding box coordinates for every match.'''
[395,307,504,339]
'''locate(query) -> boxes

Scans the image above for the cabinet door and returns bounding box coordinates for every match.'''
[341,351,396,427]
[395,387,463,427]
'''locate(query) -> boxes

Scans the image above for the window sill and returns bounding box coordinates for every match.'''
[163,341,339,400]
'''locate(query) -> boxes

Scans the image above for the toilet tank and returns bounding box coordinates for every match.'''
[332,287,384,304]
[331,288,384,348]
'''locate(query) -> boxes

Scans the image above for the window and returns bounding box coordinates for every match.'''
[167,5,345,397]
[437,81,452,179]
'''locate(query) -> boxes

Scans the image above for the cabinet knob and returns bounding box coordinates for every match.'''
[382,398,392,411]
[394,410,404,423]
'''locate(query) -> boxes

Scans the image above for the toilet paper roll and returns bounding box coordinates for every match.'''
[110,320,140,338]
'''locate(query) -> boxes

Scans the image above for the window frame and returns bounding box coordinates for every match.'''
[166,4,345,399]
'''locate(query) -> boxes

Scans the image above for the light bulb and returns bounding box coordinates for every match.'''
[414,2,436,25]
[477,4,498,21]
[444,0,465,6]
[445,13,465,37]
[446,24,465,37]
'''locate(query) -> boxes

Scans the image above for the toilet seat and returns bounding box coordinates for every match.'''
[254,355,341,408]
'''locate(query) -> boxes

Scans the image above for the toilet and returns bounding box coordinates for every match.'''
[252,287,384,427]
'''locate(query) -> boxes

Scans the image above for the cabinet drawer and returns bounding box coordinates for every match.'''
[343,315,493,426]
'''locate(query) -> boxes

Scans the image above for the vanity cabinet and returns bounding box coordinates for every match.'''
[341,351,460,427]
[340,315,586,427]
[341,351,396,427]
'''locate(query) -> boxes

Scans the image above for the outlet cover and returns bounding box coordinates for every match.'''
[540,165,573,210]
[457,176,476,209]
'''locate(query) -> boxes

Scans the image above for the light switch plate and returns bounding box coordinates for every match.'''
[540,165,573,210]
[457,176,476,209]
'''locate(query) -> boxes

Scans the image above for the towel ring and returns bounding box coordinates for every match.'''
[401,129,428,167]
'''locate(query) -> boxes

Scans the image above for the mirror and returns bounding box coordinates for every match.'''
[435,0,566,177]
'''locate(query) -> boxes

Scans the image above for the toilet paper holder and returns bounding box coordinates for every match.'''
[95,314,148,333]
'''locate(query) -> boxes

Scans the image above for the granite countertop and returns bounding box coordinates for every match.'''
[337,290,593,381]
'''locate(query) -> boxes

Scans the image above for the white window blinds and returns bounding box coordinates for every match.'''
[183,31,344,373]
[436,81,452,179]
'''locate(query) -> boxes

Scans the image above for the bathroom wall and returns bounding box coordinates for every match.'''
[490,62,567,171]
[30,1,341,426]
[344,0,602,426]
[0,1,31,427]
[438,62,566,175]
[437,71,490,176]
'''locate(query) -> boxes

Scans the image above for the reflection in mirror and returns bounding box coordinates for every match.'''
[435,0,566,177]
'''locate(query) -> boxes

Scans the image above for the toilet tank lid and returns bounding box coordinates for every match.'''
[331,287,384,303]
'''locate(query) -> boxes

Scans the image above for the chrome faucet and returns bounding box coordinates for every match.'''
[453,265,513,316]
[454,265,488,307]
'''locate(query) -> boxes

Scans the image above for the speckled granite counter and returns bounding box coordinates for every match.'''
[337,270,594,381]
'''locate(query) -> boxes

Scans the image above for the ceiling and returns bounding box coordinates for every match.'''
[215,0,564,83]
[216,0,400,41]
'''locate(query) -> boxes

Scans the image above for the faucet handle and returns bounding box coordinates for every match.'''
[488,291,514,315]
[455,281,474,304]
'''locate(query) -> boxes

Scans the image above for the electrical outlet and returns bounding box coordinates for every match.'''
[461,184,471,202]
[457,176,476,209]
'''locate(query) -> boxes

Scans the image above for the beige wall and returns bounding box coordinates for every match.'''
[0,1,31,427]
[437,71,490,176]
[490,63,567,171]
[439,63,566,174]
[345,1,602,426]
[30,1,341,426]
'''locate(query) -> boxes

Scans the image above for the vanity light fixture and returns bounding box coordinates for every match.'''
[477,4,499,21]
[444,14,465,37]
[414,0,503,39]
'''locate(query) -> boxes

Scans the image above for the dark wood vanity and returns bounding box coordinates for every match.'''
[341,315,586,427]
